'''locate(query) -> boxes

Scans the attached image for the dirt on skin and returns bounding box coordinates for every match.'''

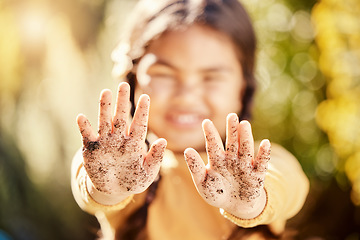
[81,99,164,195]
[187,134,270,207]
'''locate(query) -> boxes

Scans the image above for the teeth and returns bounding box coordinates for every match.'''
[173,114,200,125]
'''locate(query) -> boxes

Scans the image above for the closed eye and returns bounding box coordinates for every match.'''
[203,73,226,83]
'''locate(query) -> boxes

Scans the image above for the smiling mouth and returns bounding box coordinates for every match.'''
[166,113,204,129]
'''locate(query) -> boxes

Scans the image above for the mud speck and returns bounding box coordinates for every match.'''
[86,141,100,152]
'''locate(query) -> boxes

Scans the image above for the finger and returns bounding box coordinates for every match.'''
[113,82,130,134]
[203,119,225,171]
[143,138,167,176]
[254,139,271,177]
[184,148,207,186]
[128,94,150,141]
[98,89,113,136]
[238,120,254,166]
[77,114,97,145]
[225,113,239,159]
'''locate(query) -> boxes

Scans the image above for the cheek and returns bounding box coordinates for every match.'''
[147,95,167,129]
[134,86,143,105]
[208,89,243,139]
[209,87,243,115]
[135,86,166,118]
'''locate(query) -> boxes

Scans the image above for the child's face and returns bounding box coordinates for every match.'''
[136,24,245,153]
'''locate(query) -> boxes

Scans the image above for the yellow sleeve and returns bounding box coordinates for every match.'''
[221,143,309,234]
[70,148,145,239]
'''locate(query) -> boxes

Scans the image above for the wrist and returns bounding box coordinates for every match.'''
[224,187,267,220]
[86,175,130,206]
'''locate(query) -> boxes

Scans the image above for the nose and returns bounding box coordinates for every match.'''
[172,76,203,102]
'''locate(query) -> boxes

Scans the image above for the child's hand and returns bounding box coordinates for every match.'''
[184,113,270,219]
[77,82,167,204]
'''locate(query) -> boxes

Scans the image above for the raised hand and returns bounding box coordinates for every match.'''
[77,82,167,204]
[184,113,270,219]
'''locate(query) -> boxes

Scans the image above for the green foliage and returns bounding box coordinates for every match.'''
[242,0,336,179]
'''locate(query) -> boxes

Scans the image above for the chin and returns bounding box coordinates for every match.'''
[151,125,205,152]
[166,137,205,154]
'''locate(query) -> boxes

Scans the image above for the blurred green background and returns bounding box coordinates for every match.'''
[0,0,359,239]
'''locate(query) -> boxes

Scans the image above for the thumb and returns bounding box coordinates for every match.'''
[144,138,167,177]
[184,148,207,186]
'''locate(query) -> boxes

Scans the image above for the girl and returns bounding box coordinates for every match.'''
[71,0,309,239]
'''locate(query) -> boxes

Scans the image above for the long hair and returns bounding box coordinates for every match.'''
[111,0,260,239]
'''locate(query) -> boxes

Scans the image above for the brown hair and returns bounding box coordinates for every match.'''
[112,0,257,120]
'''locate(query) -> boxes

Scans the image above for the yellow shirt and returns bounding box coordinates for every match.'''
[71,143,309,240]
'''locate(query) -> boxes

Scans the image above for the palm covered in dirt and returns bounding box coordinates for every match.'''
[184,114,271,218]
[77,82,167,201]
